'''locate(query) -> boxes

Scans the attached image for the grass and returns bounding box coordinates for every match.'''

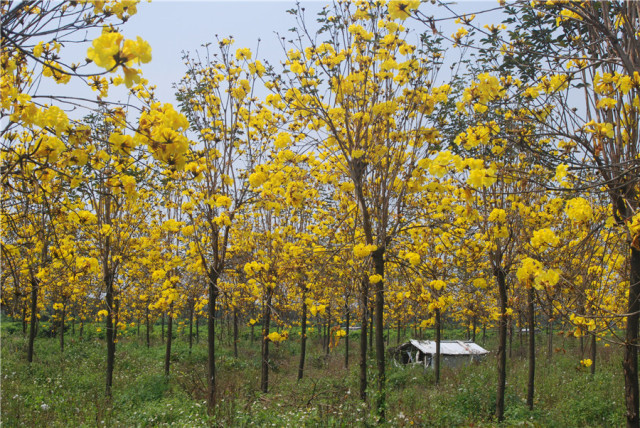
[1,317,626,427]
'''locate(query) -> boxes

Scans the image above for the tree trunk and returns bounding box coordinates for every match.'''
[369,300,374,353]
[372,248,386,422]
[59,305,65,353]
[435,307,441,386]
[624,246,640,428]
[161,313,165,344]
[397,321,401,346]
[196,313,199,344]
[105,272,116,398]
[326,305,331,356]
[298,288,308,380]
[146,307,150,349]
[345,302,350,369]
[206,272,219,412]
[547,319,553,362]
[472,315,477,342]
[189,301,193,354]
[509,317,513,359]
[233,307,238,359]
[591,332,597,375]
[164,306,173,376]
[495,266,508,422]
[359,278,369,401]
[22,304,27,336]
[527,286,535,411]
[260,287,273,393]
[518,313,523,355]
[27,279,38,363]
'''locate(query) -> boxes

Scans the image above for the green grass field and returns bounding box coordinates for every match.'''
[1,319,625,427]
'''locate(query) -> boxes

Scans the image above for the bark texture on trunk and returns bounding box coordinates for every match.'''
[435,307,441,385]
[590,333,596,376]
[345,303,350,368]
[298,288,308,381]
[624,246,640,428]
[359,279,369,402]
[260,287,273,393]
[27,279,38,363]
[527,286,535,410]
[59,306,65,353]
[105,273,116,398]
[372,248,386,422]
[164,308,173,376]
[206,271,219,412]
[233,307,238,359]
[495,267,508,422]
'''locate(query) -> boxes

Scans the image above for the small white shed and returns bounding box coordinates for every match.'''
[391,340,489,369]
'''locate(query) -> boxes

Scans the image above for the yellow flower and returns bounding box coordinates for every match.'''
[580,358,593,367]
[369,274,383,284]
[235,48,252,61]
[388,0,420,20]
[565,197,593,222]
[353,243,377,258]
[406,252,421,267]
[530,228,560,249]
[274,132,292,149]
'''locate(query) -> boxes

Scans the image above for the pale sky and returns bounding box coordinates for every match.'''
[38,1,501,115]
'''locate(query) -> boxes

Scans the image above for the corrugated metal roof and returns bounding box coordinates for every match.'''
[409,340,489,355]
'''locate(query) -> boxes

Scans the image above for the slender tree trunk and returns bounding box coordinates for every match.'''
[495,266,508,422]
[206,272,219,412]
[27,279,38,363]
[326,305,331,356]
[298,288,308,380]
[79,321,84,339]
[189,301,193,354]
[260,287,273,393]
[397,322,401,346]
[22,304,27,336]
[227,312,232,346]
[527,286,535,410]
[59,305,65,353]
[233,307,238,359]
[435,307,441,386]
[161,313,165,344]
[196,313,199,344]
[372,248,386,422]
[518,313,523,355]
[250,322,254,345]
[624,246,640,428]
[482,324,486,346]
[547,318,553,362]
[146,307,150,349]
[345,302,350,369]
[359,279,369,401]
[164,306,173,376]
[509,318,513,359]
[472,315,477,342]
[105,273,116,398]
[591,332,597,375]
[386,322,390,347]
[369,301,374,353]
